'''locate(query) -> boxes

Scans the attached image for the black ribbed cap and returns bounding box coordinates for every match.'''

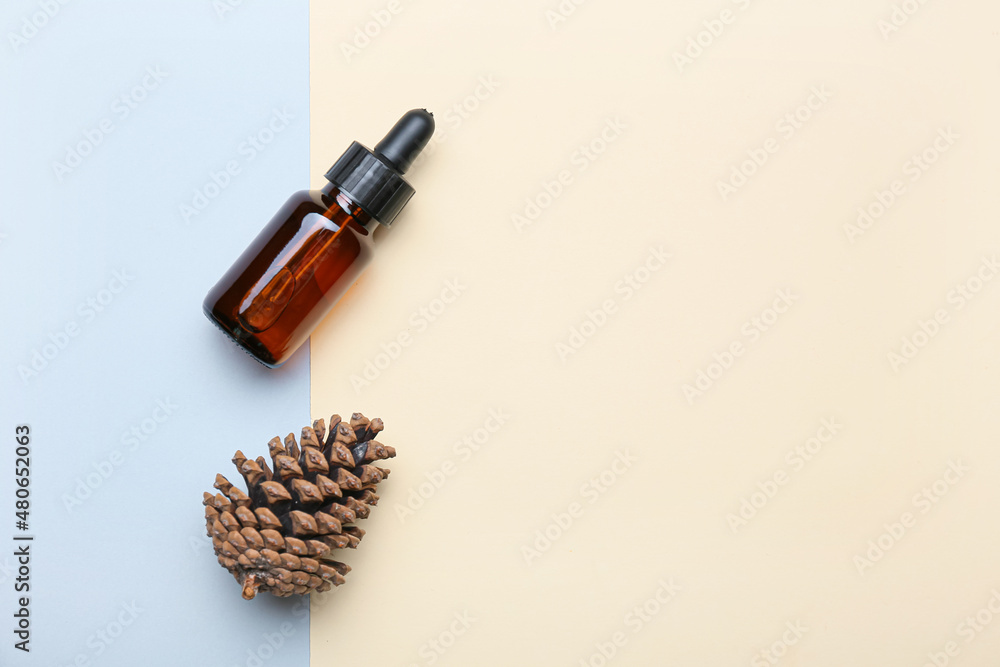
[324,109,434,226]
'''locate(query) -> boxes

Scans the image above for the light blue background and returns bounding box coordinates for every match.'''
[1,1,312,665]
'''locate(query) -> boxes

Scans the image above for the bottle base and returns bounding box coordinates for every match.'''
[203,305,282,368]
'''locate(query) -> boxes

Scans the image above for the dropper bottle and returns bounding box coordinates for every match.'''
[203,109,435,367]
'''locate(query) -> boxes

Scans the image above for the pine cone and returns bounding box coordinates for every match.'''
[203,413,395,600]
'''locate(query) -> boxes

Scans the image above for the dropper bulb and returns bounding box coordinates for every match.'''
[374,109,435,174]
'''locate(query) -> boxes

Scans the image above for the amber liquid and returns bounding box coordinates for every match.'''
[204,185,375,367]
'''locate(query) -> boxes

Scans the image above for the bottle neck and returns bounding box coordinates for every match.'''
[320,182,377,230]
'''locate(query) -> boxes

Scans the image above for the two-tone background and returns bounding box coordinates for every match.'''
[3,1,999,665]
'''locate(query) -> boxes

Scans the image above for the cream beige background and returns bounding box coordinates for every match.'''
[309,1,1000,664]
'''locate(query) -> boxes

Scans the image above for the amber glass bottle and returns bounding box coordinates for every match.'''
[204,109,434,367]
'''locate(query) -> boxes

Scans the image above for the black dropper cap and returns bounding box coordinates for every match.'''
[324,109,435,226]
